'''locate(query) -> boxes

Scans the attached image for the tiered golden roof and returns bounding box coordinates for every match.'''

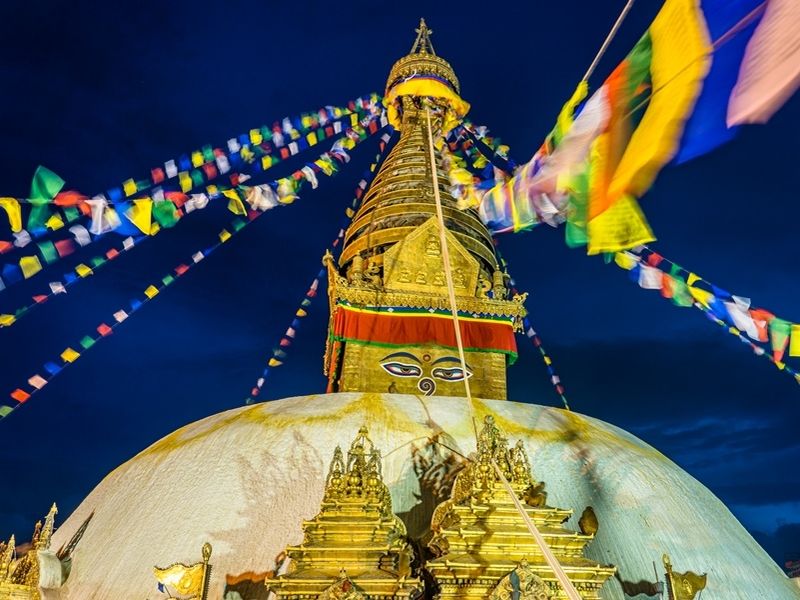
[386,19,460,93]
[264,427,421,599]
[0,503,58,600]
[426,417,615,599]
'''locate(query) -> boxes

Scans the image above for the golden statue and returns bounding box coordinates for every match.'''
[153,542,212,600]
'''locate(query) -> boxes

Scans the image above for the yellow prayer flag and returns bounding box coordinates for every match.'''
[144,285,159,299]
[614,252,639,271]
[608,0,712,202]
[191,151,204,167]
[296,308,307,317]
[249,129,262,145]
[20,255,42,279]
[686,272,700,286]
[45,213,64,230]
[61,347,80,363]
[179,172,192,193]
[544,356,552,366]
[688,285,712,307]
[268,358,283,367]
[219,229,232,243]
[555,81,589,141]
[149,222,160,236]
[75,264,93,278]
[0,314,15,327]
[261,155,274,170]
[0,198,22,232]
[587,194,655,254]
[789,324,800,357]
[223,189,246,216]
[124,199,153,235]
[306,132,316,146]
[123,179,137,196]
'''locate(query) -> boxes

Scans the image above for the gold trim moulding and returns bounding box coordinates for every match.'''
[333,286,527,321]
[387,54,460,92]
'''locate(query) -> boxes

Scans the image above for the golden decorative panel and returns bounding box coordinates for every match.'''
[383,217,480,297]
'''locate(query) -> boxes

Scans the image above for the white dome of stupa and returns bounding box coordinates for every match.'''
[45,392,799,599]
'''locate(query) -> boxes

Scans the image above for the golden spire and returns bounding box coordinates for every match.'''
[410,18,435,55]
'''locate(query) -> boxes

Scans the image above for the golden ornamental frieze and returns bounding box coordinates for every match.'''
[333,285,527,323]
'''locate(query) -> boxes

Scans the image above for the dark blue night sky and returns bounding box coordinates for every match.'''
[1,0,798,568]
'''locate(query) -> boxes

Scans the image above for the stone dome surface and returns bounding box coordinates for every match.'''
[46,393,799,599]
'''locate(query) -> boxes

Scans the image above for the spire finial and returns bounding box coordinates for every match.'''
[410,18,435,55]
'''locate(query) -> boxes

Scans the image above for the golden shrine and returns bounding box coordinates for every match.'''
[427,416,615,599]
[265,427,421,599]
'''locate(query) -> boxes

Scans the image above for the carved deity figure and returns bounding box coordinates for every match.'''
[490,559,553,600]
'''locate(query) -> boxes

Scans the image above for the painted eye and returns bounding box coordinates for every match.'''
[380,362,422,378]
[431,367,472,382]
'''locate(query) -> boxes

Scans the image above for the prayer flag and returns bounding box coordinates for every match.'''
[144,285,159,299]
[61,347,80,362]
[125,199,153,235]
[75,264,93,278]
[728,0,800,125]
[10,389,30,403]
[0,198,21,232]
[38,241,58,264]
[49,281,66,294]
[0,405,12,418]
[28,375,47,390]
[790,324,800,358]
[113,310,129,323]
[79,335,96,349]
[97,323,113,337]
[20,255,42,279]
[770,317,792,361]
[219,229,232,243]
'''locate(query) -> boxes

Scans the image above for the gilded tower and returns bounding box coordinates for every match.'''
[325,20,526,400]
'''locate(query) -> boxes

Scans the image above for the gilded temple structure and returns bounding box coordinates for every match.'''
[5,18,799,600]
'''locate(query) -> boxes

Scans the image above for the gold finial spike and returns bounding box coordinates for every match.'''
[410,18,436,55]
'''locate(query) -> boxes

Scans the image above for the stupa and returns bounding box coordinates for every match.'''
[7,19,799,600]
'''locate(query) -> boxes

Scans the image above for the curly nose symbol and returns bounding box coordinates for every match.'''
[417,377,436,396]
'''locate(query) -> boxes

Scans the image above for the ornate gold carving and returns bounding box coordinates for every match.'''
[383,217,479,296]
[490,559,553,600]
[386,19,460,93]
[663,554,707,600]
[153,542,212,600]
[264,427,421,599]
[0,503,59,600]
[426,416,616,599]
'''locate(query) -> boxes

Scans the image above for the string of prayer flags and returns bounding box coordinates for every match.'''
[612,245,800,383]
[0,95,383,274]
[523,318,571,410]
[1,120,389,419]
[245,136,395,403]
[0,108,387,301]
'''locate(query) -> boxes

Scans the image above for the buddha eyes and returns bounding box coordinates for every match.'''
[431,366,472,382]
[380,362,422,378]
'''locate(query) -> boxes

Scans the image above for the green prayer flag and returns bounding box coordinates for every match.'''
[161,274,175,286]
[152,201,179,228]
[565,172,589,248]
[202,145,214,162]
[770,318,792,359]
[0,405,13,418]
[27,165,65,230]
[670,276,694,307]
[37,241,59,264]
[90,256,106,268]
[316,129,325,142]
[79,335,96,349]
[190,170,204,187]
[231,219,246,232]
[63,206,80,223]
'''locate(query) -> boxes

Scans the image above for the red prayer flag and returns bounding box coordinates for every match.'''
[53,190,89,206]
[151,167,165,184]
[280,147,290,160]
[32,295,48,304]
[54,239,75,257]
[97,323,113,337]
[106,248,120,260]
[174,264,189,276]
[202,163,217,180]
[0,241,13,254]
[165,191,188,207]
[10,388,30,403]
